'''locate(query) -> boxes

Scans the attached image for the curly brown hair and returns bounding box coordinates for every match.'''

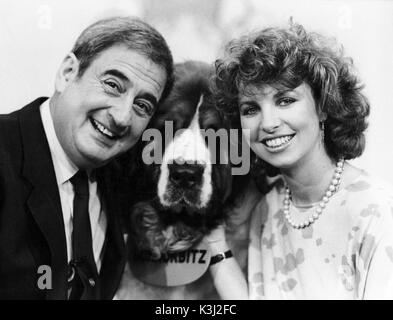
[214,22,370,175]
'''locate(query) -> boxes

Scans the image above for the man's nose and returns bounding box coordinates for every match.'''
[260,107,281,133]
[108,97,134,128]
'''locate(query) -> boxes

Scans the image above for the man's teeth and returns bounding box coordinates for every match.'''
[92,119,116,138]
[265,135,293,148]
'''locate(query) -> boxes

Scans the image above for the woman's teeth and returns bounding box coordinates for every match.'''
[264,135,294,148]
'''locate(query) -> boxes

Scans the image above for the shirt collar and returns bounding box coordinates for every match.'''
[40,99,78,185]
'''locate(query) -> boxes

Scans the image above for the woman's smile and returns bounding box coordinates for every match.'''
[240,83,323,170]
[261,133,296,152]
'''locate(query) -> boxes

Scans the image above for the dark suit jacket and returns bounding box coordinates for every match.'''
[0,98,126,299]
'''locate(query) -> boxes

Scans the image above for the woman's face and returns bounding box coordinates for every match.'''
[239,82,326,171]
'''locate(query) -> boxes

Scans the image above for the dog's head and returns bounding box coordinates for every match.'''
[126,61,240,258]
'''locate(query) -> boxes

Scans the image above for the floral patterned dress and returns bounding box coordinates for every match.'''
[248,171,393,299]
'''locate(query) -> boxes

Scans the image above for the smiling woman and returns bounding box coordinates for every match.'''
[212,21,393,299]
[239,83,322,170]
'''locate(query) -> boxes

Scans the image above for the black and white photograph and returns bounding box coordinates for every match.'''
[0,0,393,304]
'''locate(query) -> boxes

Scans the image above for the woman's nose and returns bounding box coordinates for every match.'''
[260,108,281,133]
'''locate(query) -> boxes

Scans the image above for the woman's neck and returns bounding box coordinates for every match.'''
[281,152,337,206]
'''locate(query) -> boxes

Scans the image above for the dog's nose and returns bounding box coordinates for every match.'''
[168,162,205,188]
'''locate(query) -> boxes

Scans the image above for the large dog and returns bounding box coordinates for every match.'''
[115,61,264,299]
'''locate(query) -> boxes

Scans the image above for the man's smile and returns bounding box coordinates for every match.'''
[90,117,123,140]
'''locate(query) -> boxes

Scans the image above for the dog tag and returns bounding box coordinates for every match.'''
[129,240,211,287]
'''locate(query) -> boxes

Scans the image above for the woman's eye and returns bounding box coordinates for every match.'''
[240,104,259,116]
[278,97,296,106]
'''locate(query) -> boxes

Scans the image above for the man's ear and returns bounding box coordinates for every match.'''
[55,53,80,92]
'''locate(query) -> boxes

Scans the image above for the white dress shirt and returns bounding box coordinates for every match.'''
[40,99,107,272]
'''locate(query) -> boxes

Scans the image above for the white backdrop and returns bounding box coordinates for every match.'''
[1,0,392,184]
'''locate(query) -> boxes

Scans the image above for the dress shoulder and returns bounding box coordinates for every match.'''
[344,172,393,211]
[343,171,393,240]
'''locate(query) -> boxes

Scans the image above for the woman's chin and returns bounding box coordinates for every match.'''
[258,153,297,171]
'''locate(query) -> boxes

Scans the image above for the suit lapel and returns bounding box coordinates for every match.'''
[19,98,68,299]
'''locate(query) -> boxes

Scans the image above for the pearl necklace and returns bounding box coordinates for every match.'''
[283,159,345,229]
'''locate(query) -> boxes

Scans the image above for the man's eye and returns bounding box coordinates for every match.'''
[134,100,154,116]
[278,97,296,106]
[104,80,121,92]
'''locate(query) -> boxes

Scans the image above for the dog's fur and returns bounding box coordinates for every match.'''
[114,61,264,299]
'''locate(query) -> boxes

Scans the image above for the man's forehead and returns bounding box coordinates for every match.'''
[89,45,166,93]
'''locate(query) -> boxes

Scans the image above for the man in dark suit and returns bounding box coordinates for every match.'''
[0,16,173,299]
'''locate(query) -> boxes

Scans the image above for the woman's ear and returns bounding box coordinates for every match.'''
[55,53,80,92]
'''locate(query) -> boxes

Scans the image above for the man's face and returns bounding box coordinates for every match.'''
[51,45,167,169]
